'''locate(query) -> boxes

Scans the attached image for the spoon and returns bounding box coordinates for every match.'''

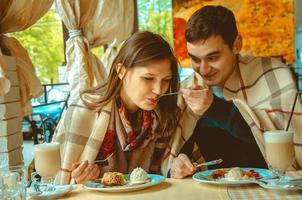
[158,92,180,99]
[27,181,42,196]
[195,159,223,168]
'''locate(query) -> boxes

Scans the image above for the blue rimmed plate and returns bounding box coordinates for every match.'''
[84,174,165,192]
[193,168,275,186]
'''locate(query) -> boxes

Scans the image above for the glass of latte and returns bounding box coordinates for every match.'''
[263,130,295,181]
[33,142,61,191]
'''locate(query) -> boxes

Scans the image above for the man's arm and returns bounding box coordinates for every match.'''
[202,95,255,143]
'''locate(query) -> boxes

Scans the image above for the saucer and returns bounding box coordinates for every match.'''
[257,180,302,191]
[28,185,73,199]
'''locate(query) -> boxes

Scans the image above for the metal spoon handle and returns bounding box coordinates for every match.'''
[158,92,180,98]
[195,159,223,168]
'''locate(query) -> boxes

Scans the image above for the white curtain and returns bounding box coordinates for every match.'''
[0,0,53,116]
[56,0,135,102]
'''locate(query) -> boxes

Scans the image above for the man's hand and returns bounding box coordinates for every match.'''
[71,160,100,184]
[180,85,214,116]
[171,153,198,179]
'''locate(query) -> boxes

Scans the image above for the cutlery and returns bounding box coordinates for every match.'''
[195,159,223,168]
[158,92,180,99]
[93,159,107,164]
[27,181,42,196]
[93,154,114,164]
[285,178,302,182]
[255,178,302,184]
[252,178,302,188]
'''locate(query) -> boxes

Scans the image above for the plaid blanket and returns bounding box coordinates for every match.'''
[161,54,302,174]
[53,99,171,184]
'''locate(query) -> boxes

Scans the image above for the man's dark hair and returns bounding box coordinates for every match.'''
[185,5,238,49]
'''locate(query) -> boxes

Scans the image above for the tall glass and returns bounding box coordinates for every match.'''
[34,142,61,191]
[263,130,295,182]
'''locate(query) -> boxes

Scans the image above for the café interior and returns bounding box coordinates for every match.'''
[1,0,302,199]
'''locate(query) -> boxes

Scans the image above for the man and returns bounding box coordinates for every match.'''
[167,5,302,178]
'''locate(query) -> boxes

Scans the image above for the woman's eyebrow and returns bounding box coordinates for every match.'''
[143,73,173,78]
[143,73,156,76]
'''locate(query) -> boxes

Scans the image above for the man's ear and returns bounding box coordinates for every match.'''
[116,63,126,80]
[233,35,242,54]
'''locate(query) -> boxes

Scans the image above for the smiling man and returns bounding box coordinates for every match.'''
[169,5,302,178]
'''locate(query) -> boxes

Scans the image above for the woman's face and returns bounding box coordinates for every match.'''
[119,59,173,112]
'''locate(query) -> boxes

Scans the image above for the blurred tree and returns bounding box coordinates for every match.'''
[10,2,172,83]
[10,9,64,84]
[138,0,173,46]
[91,46,104,59]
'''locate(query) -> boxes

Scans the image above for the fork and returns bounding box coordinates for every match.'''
[195,159,223,168]
[93,153,114,164]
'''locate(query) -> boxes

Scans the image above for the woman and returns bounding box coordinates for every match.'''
[53,31,180,184]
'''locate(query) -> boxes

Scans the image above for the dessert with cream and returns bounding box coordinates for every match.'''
[224,167,249,181]
[130,167,148,184]
[211,167,260,181]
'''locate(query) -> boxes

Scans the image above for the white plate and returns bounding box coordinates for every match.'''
[193,168,275,186]
[84,174,165,192]
[27,185,73,199]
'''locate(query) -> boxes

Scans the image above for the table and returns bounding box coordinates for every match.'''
[227,171,302,200]
[30,171,302,200]
[57,178,229,200]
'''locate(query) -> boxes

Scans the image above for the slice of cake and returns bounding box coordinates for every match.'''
[102,172,125,186]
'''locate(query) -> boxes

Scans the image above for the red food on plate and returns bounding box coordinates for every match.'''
[211,169,228,179]
[243,169,260,180]
[211,168,260,180]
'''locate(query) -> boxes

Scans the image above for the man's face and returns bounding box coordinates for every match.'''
[187,35,239,87]
[119,59,173,112]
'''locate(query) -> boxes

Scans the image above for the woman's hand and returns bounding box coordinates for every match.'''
[170,153,198,179]
[71,160,100,184]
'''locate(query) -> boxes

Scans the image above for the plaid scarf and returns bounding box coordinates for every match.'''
[99,98,154,159]
[160,54,302,175]
[53,98,170,184]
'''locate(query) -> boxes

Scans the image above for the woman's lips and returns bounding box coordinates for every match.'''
[149,98,157,104]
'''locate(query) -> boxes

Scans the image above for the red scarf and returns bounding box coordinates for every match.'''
[99,100,154,159]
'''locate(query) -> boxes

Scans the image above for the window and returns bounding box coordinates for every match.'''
[10,6,64,84]
[137,0,173,46]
